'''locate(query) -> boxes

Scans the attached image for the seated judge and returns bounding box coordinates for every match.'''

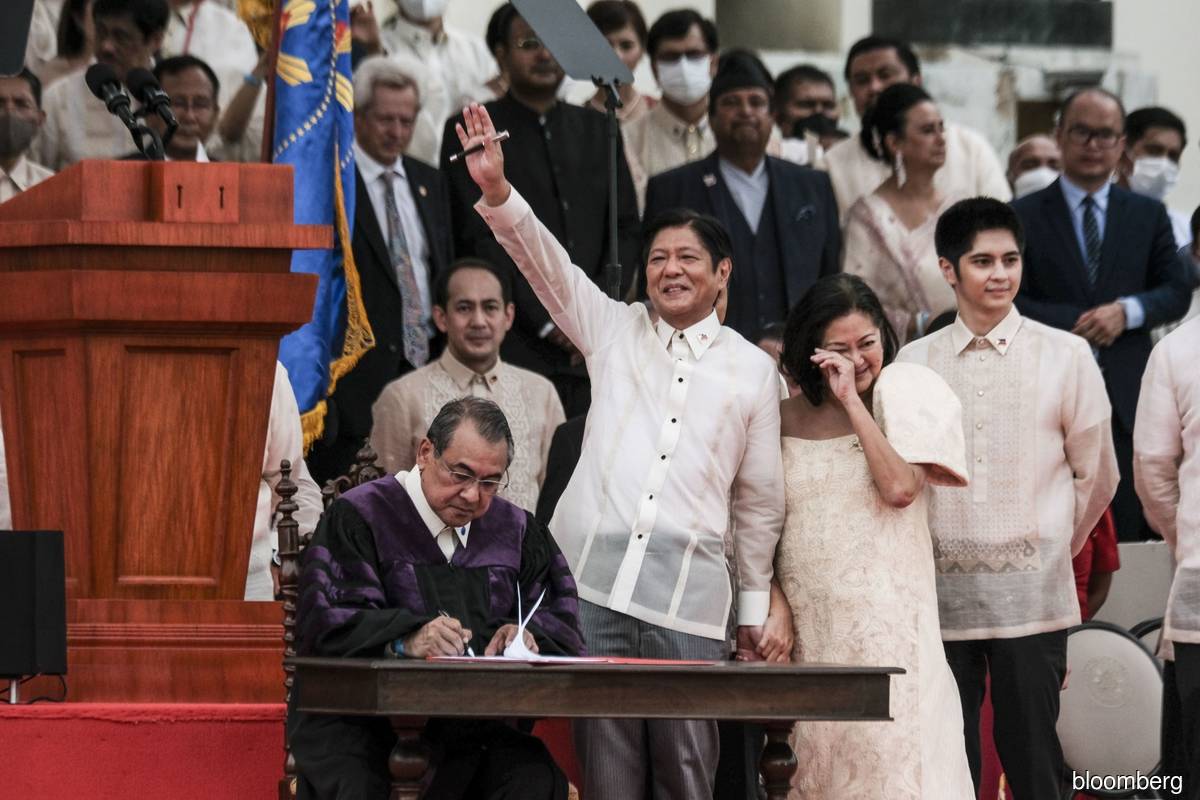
[289,397,585,800]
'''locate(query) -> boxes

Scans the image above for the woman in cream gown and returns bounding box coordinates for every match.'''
[842,84,960,342]
[774,274,974,800]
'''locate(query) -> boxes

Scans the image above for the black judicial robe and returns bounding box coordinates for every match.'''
[288,477,585,799]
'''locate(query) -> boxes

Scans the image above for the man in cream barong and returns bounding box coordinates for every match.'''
[453,102,786,799]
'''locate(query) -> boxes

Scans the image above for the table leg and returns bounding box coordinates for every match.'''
[388,717,430,800]
[759,721,798,800]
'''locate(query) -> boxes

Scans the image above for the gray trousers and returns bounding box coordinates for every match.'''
[573,600,728,800]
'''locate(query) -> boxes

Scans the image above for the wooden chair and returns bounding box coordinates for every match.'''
[276,441,385,800]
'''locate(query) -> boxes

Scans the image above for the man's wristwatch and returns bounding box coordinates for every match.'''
[386,638,406,659]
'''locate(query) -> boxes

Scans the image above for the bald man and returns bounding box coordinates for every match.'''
[1007,134,1061,199]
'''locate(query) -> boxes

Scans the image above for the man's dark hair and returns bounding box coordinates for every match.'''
[843,35,920,81]
[860,83,931,162]
[646,9,717,60]
[92,0,170,38]
[426,397,515,466]
[434,257,513,308]
[1125,106,1188,151]
[642,207,733,272]
[934,197,1026,277]
[587,0,648,47]
[1057,87,1126,129]
[153,54,220,101]
[774,64,835,102]
[485,2,520,53]
[11,68,42,108]
[57,0,92,59]
[781,274,899,406]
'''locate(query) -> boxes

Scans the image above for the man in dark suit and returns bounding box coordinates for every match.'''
[1014,87,1192,541]
[307,57,452,486]
[643,54,841,338]
[440,3,640,418]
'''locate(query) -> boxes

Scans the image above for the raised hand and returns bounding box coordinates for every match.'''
[349,2,382,55]
[454,103,510,207]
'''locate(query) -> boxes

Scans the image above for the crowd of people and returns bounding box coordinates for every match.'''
[3,1,1200,799]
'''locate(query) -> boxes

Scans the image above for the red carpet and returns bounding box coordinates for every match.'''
[0,703,286,799]
[0,704,579,798]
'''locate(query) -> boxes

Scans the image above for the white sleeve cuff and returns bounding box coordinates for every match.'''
[1118,296,1145,330]
[474,185,530,230]
[736,590,770,627]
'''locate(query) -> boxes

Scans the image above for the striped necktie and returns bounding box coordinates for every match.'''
[1082,195,1102,286]
[380,170,429,367]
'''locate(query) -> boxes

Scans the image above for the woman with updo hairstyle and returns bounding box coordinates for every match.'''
[773,273,975,799]
[841,83,961,343]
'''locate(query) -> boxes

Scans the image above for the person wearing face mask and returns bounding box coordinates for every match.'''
[623,9,718,206]
[1007,133,1061,199]
[0,69,53,205]
[1118,106,1191,249]
[352,0,501,166]
[1014,88,1193,543]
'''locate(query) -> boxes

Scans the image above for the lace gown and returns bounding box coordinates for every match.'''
[774,363,975,799]
[842,193,961,342]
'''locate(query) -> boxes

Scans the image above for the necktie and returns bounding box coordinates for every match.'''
[1082,195,1102,286]
[381,171,429,367]
[436,526,463,561]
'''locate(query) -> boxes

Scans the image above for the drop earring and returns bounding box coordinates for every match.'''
[894,151,907,188]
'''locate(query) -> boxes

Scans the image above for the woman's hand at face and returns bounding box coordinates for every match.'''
[811,348,862,407]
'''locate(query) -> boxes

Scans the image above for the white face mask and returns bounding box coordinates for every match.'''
[1128,156,1180,202]
[1012,165,1060,199]
[398,0,449,22]
[656,55,712,106]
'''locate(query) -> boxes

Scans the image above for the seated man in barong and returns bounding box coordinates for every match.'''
[288,396,585,800]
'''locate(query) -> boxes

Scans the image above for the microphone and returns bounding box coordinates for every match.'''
[126,67,179,132]
[85,63,137,130]
[84,62,165,160]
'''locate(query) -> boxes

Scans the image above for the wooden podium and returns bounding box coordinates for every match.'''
[0,160,327,701]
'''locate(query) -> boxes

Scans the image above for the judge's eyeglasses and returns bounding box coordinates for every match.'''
[435,457,509,497]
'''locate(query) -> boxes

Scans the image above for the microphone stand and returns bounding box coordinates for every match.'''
[133,106,173,160]
[595,77,623,300]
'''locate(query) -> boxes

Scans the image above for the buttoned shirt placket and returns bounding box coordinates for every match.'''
[967,337,993,504]
[608,330,695,614]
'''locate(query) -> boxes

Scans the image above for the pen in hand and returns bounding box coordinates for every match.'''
[439,610,475,656]
[448,130,510,163]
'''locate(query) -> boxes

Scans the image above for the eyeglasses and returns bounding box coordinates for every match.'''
[171,97,216,112]
[514,37,546,52]
[1065,124,1123,149]
[436,457,508,497]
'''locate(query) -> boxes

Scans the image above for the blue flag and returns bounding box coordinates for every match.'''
[272,0,372,448]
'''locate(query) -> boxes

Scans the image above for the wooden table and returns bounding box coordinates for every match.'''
[290,657,901,799]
